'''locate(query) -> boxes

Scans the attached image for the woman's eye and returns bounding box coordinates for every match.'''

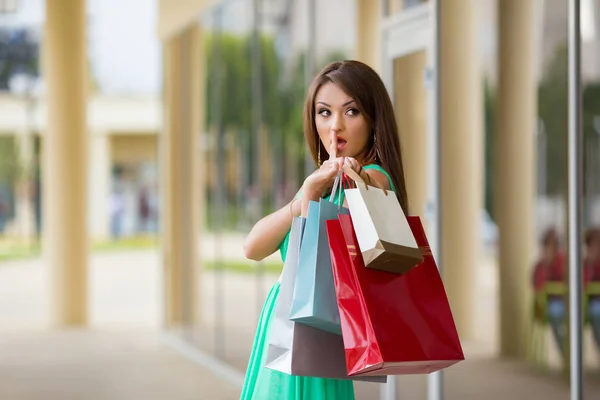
[347,108,360,116]
[318,109,331,117]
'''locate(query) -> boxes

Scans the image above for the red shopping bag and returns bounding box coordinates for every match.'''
[326,214,464,376]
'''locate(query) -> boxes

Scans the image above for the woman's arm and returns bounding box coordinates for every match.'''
[245,135,343,261]
[243,158,342,261]
[243,193,303,261]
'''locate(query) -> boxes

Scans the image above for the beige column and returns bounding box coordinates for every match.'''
[43,0,88,326]
[393,52,428,218]
[440,0,483,340]
[161,25,204,328]
[496,0,536,358]
[389,0,404,14]
[355,0,382,72]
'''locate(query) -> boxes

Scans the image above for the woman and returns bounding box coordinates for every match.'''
[531,228,566,355]
[584,227,600,349]
[240,60,409,399]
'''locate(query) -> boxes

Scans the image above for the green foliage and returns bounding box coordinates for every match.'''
[488,42,597,203]
[481,40,600,225]
[0,28,40,90]
[319,50,348,66]
[204,259,281,274]
[583,83,600,137]
[483,80,496,218]
[488,41,600,202]
[0,136,19,186]
[281,52,309,156]
[582,82,600,194]
[538,43,568,195]
[204,33,348,151]
[204,33,289,133]
[205,33,252,130]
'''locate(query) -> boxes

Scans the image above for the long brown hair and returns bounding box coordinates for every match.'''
[303,60,409,214]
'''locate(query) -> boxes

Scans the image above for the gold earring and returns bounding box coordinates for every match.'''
[317,145,321,166]
[374,135,378,162]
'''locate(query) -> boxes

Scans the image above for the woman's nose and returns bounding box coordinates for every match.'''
[330,114,344,132]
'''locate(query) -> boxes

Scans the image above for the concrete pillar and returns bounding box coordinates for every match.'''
[43,0,88,326]
[88,132,111,241]
[355,0,383,72]
[393,52,428,218]
[496,0,536,358]
[440,0,483,340]
[389,0,403,14]
[162,25,204,328]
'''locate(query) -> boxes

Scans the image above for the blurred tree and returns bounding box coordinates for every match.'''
[204,32,347,212]
[491,43,600,208]
[0,136,19,185]
[0,136,19,221]
[319,50,348,66]
[484,79,496,219]
[537,43,568,196]
[583,83,600,138]
[204,33,289,225]
[0,28,39,90]
[205,33,348,159]
[582,82,600,198]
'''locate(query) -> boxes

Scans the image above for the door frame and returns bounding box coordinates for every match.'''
[379,5,441,399]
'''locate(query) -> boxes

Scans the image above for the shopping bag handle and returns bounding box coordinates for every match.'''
[341,164,365,185]
[330,173,339,203]
[341,164,390,196]
[329,172,344,203]
[330,157,360,202]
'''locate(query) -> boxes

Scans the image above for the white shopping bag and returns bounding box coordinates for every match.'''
[265,216,385,383]
[344,177,422,274]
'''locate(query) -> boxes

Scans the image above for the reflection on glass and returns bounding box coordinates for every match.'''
[403,0,428,10]
[197,0,357,376]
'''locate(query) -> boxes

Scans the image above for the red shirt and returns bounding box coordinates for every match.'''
[584,258,600,285]
[532,252,566,292]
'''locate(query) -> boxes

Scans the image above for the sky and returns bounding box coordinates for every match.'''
[0,0,161,96]
[1,0,597,96]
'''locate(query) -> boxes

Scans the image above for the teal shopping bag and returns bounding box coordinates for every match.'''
[289,176,348,334]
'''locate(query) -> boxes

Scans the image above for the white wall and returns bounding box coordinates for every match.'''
[88,132,111,240]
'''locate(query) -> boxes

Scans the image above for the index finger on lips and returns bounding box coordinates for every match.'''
[329,132,337,160]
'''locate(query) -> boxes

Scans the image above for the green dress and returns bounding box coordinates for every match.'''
[240,165,395,400]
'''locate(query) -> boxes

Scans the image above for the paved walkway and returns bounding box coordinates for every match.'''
[0,330,240,400]
[0,329,598,400]
[0,250,162,330]
[1,250,599,399]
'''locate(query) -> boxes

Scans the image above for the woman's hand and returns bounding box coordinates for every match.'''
[300,133,344,215]
[302,133,343,200]
[303,159,342,199]
[341,156,363,176]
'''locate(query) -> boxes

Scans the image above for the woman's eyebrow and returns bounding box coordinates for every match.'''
[316,100,356,107]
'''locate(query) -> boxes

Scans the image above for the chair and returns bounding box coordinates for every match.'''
[528,282,568,369]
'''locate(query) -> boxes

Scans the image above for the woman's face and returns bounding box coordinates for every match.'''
[543,237,558,260]
[588,236,600,260]
[314,82,370,160]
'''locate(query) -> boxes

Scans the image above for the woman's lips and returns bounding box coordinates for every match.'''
[337,139,347,151]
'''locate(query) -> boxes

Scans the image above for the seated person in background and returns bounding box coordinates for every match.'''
[584,227,600,349]
[532,228,566,355]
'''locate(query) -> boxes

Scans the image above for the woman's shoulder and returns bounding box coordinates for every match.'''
[363,163,387,173]
[362,164,395,192]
